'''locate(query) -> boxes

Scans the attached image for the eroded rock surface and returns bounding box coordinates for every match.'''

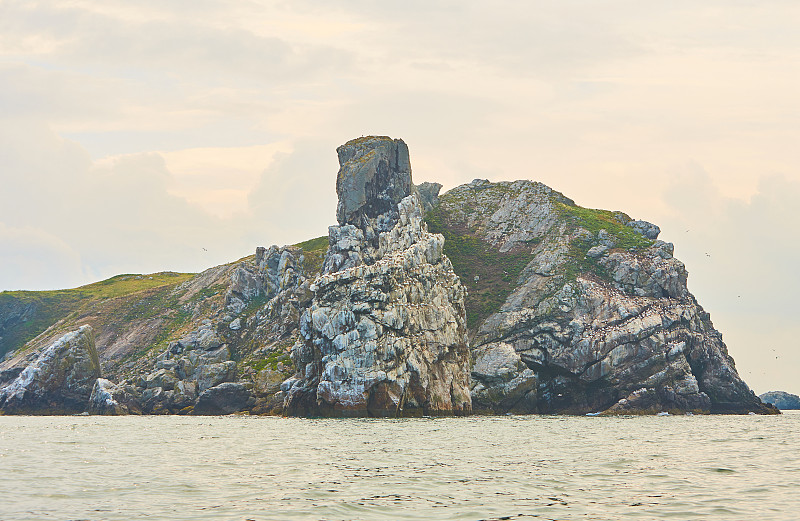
[430,180,771,415]
[0,325,100,414]
[285,136,471,417]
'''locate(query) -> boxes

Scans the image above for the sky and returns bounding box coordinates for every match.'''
[1,1,798,394]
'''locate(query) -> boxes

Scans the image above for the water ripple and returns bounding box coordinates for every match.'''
[0,412,798,520]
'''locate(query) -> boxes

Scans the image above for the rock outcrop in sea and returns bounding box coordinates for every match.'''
[0,136,774,416]
[759,391,800,410]
[284,137,471,416]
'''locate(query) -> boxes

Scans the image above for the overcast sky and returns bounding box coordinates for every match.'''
[1,1,798,394]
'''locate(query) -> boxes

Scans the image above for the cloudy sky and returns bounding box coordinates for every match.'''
[1,1,798,393]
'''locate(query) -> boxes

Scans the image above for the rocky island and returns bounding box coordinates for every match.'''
[0,136,776,416]
[759,391,800,410]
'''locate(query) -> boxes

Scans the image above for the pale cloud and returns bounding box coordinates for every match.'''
[0,223,86,291]
[159,142,293,218]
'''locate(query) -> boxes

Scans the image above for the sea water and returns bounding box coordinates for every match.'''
[1,412,798,520]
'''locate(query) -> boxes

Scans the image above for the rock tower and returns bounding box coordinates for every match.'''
[284,136,471,416]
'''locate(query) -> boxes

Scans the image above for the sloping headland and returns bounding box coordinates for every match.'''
[0,136,776,416]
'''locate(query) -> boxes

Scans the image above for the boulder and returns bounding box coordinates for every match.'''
[627,219,661,240]
[89,378,141,415]
[416,181,442,214]
[197,361,237,392]
[193,382,255,415]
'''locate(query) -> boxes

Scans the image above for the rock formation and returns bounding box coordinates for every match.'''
[759,391,800,410]
[284,136,471,416]
[0,325,100,414]
[0,136,773,416]
[428,179,772,414]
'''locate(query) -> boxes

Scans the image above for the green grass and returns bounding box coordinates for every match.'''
[244,345,294,373]
[555,202,653,285]
[557,203,652,251]
[426,208,533,331]
[190,283,227,303]
[293,235,329,275]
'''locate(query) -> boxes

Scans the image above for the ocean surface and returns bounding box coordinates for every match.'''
[1,413,798,521]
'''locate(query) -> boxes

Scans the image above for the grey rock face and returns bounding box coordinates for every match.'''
[125,241,313,415]
[416,182,442,214]
[0,325,100,414]
[759,391,800,409]
[285,136,471,417]
[136,339,237,413]
[627,219,661,240]
[335,136,412,227]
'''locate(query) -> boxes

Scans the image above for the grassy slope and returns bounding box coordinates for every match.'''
[293,236,329,275]
[426,206,533,330]
[0,235,331,366]
[0,272,193,358]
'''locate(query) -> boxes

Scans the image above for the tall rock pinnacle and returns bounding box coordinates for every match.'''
[284,136,471,417]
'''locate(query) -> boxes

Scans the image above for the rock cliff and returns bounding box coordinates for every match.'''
[284,137,471,416]
[426,179,771,415]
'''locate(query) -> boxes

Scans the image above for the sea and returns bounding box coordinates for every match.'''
[1,412,798,521]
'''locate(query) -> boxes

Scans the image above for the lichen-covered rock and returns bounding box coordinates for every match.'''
[431,180,771,415]
[0,325,100,414]
[285,136,471,417]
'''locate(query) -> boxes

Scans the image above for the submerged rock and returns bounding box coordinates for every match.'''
[285,136,471,417]
[0,325,100,414]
